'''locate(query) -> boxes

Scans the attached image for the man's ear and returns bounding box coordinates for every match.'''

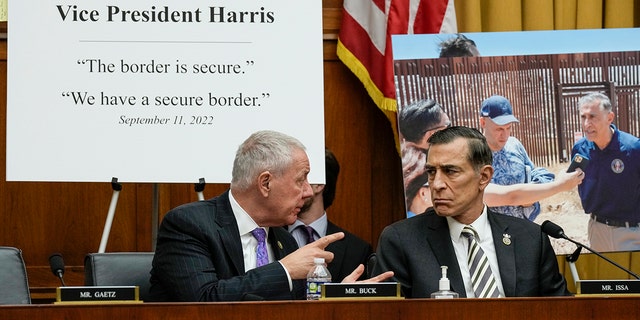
[478,165,493,191]
[313,184,325,194]
[258,171,271,196]
[608,111,615,124]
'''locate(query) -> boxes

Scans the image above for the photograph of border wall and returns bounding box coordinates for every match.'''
[393,30,640,255]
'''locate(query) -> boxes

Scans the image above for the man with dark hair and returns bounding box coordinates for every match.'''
[402,146,431,218]
[373,126,570,298]
[398,99,451,151]
[288,148,373,281]
[439,33,480,58]
[397,98,583,219]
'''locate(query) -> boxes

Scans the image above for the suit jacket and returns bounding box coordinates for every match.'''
[373,207,569,298]
[148,190,305,302]
[325,222,373,282]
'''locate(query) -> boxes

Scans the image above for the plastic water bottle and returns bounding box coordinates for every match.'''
[306,257,331,300]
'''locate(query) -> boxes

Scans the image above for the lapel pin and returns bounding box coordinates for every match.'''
[502,233,512,246]
[277,241,283,249]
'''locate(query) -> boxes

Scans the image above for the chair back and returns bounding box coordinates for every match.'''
[0,247,31,304]
[84,252,154,302]
[366,252,378,278]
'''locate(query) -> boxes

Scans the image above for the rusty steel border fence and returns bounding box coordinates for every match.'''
[394,51,640,166]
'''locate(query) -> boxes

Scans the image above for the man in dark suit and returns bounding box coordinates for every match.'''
[149,130,392,302]
[373,126,569,298]
[288,149,373,281]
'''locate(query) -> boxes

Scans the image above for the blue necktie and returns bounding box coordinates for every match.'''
[251,228,268,267]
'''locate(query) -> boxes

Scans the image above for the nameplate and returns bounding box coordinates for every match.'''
[321,282,402,299]
[55,286,141,304]
[576,280,640,296]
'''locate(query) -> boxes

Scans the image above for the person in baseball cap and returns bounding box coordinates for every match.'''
[480,95,519,125]
[479,94,555,222]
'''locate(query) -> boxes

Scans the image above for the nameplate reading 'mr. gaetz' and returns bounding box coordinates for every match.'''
[576,280,640,296]
[321,282,402,299]
[55,286,141,304]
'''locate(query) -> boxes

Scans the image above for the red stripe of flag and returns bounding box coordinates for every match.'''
[337,0,457,115]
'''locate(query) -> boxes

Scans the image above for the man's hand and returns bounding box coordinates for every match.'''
[279,232,345,279]
[341,264,395,283]
[556,168,585,191]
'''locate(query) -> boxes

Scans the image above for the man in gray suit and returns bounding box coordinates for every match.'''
[149,130,392,302]
[373,126,569,298]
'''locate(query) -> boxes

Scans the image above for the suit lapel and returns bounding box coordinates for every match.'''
[424,212,467,297]
[269,227,294,259]
[216,191,245,275]
[488,211,516,297]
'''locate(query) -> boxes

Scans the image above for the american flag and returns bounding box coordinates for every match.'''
[337,0,457,138]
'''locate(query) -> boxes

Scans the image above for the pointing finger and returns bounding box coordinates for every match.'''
[313,232,344,249]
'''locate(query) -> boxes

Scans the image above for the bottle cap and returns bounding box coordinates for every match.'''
[314,257,325,264]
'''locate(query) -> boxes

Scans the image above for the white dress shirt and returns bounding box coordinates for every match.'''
[229,191,293,291]
[447,205,505,298]
[229,191,274,272]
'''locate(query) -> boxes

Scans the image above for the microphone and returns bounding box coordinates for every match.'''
[48,253,67,286]
[541,220,640,279]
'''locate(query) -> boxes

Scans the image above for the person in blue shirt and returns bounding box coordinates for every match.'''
[479,95,555,221]
[572,92,640,252]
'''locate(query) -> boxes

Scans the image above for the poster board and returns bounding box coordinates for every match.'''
[392,28,640,254]
[7,1,325,183]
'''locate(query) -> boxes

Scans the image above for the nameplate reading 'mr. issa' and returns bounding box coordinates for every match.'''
[55,286,142,304]
[321,282,402,299]
[576,280,640,296]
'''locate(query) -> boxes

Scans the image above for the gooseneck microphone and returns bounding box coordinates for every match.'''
[541,220,640,279]
[49,253,67,286]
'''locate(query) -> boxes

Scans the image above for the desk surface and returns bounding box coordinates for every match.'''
[1,296,639,320]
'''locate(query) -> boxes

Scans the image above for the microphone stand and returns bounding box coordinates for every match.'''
[566,246,582,286]
[561,237,640,280]
[194,177,206,201]
[56,271,67,287]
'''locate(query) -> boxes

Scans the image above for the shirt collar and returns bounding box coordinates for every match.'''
[447,205,490,243]
[229,190,268,236]
[288,212,328,237]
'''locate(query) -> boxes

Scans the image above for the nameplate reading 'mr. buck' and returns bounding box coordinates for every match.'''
[321,283,402,299]
[56,286,141,304]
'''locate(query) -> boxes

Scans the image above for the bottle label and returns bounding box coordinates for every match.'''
[307,281,322,294]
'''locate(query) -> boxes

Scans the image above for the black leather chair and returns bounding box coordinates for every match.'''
[84,252,154,302]
[0,247,31,304]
